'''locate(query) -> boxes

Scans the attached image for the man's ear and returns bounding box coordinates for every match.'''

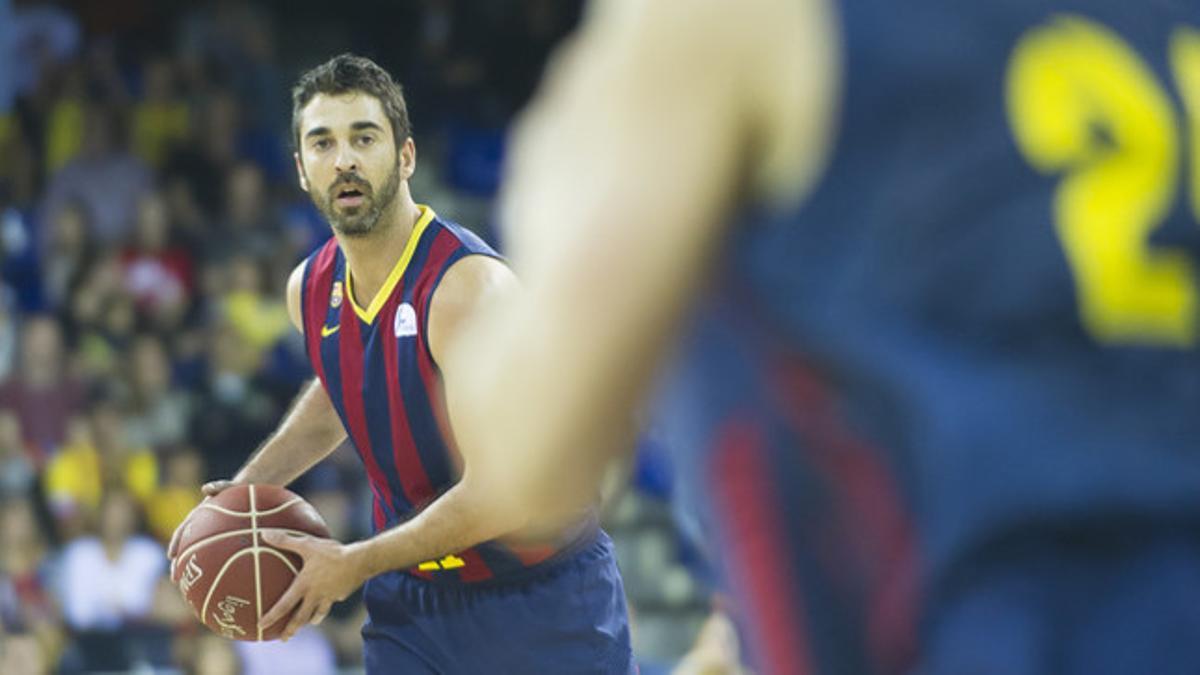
[400,138,417,180]
[294,152,309,193]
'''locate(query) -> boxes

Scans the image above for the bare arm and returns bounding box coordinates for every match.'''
[204,261,348,493]
[447,0,839,521]
[228,378,345,487]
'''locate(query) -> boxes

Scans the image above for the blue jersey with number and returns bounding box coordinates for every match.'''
[665,2,1200,673]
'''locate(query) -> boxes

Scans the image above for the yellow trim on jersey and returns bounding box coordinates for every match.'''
[345,204,436,324]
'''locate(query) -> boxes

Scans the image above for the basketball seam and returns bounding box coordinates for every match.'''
[197,497,305,518]
[257,547,299,575]
[174,527,317,565]
[201,548,255,628]
[251,485,263,642]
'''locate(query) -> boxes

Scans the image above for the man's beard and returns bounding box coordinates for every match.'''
[313,165,402,238]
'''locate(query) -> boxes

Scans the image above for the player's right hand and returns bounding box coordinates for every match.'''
[167,479,237,562]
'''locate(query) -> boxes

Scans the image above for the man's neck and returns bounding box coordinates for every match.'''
[338,196,423,311]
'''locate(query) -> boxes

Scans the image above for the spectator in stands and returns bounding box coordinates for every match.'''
[66,253,139,383]
[221,254,290,360]
[41,64,86,178]
[7,2,81,113]
[123,333,191,451]
[0,411,35,497]
[44,400,156,538]
[144,446,202,544]
[212,160,282,262]
[0,497,61,670]
[163,173,207,249]
[0,114,37,210]
[132,56,190,170]
[119,192,193,330]
[0,278,18,384]
[0,316,82,454]
[56,489,165,671]
[40,103,151,246]
[40,199,94,313]
[164,91,239,214]
[0,0,12,117]
[189,325,283,480]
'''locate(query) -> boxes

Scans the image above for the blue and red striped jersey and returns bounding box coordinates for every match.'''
[300,205,564,583]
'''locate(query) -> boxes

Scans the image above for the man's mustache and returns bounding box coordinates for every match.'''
[329,175,372,196]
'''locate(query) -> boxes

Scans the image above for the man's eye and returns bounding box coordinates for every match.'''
[357,136,374,146]
[313,139,331,151]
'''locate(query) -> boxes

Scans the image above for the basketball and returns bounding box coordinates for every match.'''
[168,484,331,642]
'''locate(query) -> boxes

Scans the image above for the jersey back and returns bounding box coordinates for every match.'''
[668,1,1200,672]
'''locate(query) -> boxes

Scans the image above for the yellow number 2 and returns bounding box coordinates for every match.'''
[417,554,466,571]
[1007,16,1200,346]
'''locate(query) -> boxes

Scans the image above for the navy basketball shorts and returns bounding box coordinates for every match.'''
[360,532,635,674]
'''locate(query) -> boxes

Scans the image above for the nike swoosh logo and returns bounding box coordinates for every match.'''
[321,324,340,338]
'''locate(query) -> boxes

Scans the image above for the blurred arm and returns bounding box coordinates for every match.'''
[444,0,839,522]
[229,261,347,487]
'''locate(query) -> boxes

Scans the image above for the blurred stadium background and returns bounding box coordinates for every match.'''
[0,1,720,672]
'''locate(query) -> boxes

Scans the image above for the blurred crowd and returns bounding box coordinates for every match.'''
[0,1,620,673]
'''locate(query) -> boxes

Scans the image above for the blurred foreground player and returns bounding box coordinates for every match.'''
[171,54,633,673]
[452,1,1200,673]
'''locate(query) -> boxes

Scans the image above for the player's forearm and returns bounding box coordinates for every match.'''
[233,379,347,486]
[346,473,525,578]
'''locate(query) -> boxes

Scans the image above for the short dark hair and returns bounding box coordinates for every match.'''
[291,53,412,152]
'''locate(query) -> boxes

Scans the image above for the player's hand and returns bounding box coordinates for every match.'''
[259,531,365,641]
[167,479,239,562]
[201,479,237,497]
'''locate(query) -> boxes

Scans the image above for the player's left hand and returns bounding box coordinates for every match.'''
[259,530,366,641]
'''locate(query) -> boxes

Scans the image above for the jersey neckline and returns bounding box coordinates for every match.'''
[344,204,437,324]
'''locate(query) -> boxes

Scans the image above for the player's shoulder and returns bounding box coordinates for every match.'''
[287,237,340,331]
[432,253,514,308]
[419,212,512,326]
[293,236,342,288]
[425,252,515,364]
[426,212,502,259]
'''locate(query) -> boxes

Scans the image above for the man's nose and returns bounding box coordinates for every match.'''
[334,147,359,174]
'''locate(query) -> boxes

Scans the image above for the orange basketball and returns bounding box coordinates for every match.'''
[168,484,330,641]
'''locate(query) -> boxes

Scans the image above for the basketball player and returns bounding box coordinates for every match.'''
[447,0,1200,673]
[170,54,634,673]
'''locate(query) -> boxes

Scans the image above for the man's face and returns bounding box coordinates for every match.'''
[295,92,413,237]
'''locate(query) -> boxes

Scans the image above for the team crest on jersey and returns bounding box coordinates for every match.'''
[394,302,418,338]
[330,281,344,309]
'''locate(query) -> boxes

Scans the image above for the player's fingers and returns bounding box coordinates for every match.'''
[167,520,184,562]
[261,530,310,554]
[309,599,333,626]
[282,595,319,641]
[261,583,305,631]
[201,480,234,497]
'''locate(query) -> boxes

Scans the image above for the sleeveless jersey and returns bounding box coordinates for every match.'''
[664,2,1200,672]
[301,206,561,583]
